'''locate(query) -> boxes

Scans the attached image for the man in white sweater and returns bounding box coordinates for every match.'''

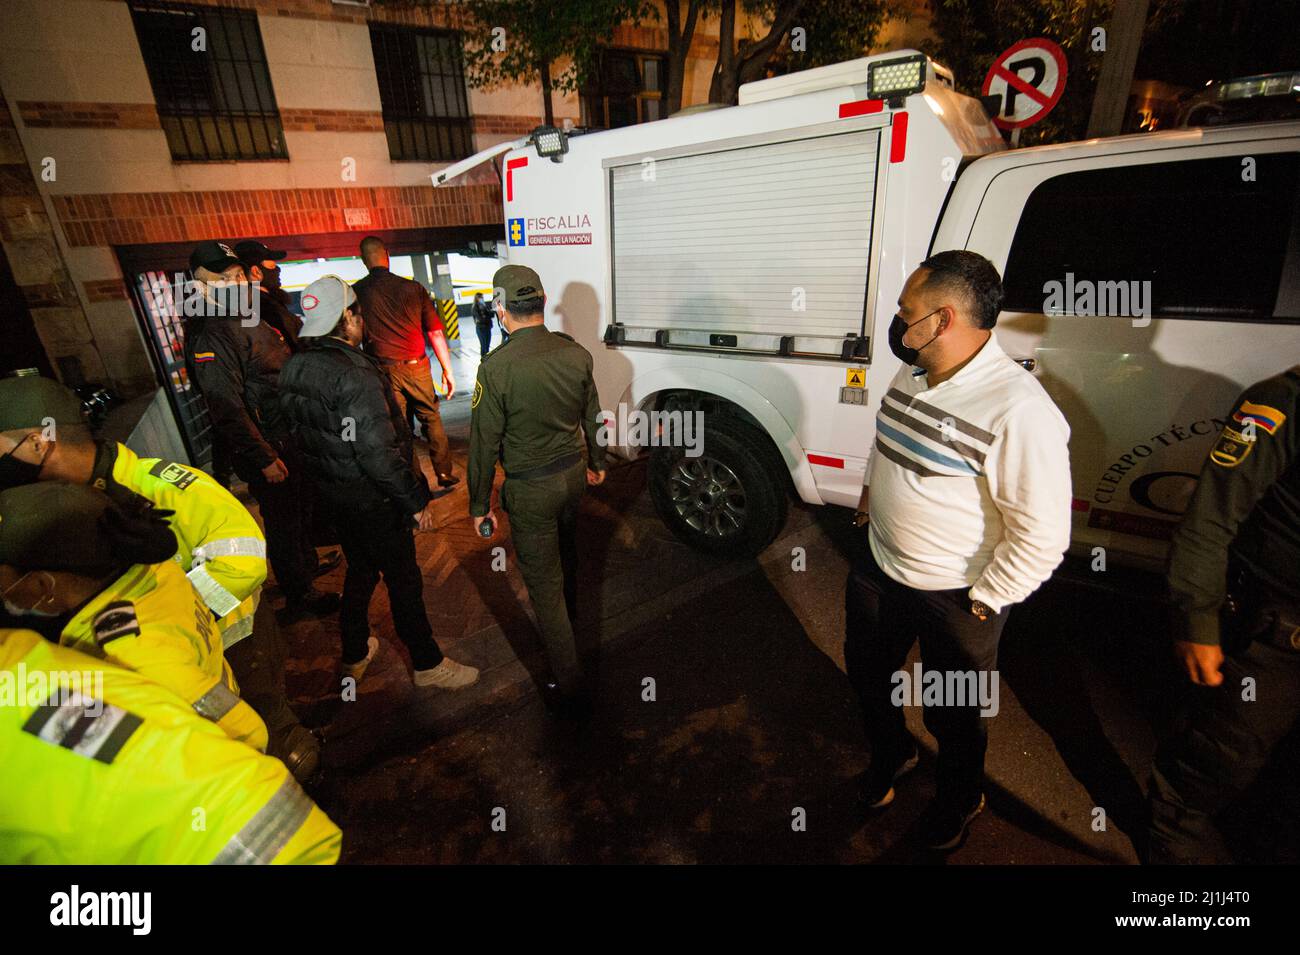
[846,250,1072,851]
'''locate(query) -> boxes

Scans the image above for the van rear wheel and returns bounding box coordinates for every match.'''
[648,420,788,556]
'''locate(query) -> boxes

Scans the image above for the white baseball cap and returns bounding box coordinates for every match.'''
[298,275,357,337]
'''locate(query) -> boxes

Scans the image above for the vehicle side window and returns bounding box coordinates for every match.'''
[1001,152,1300,321]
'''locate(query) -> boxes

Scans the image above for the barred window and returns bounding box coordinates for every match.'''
[129,0,287,162]
[370,25,473,162]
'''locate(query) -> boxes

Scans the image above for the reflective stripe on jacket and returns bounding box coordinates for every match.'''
[98,442,266,650]
[0,629,340,864]
[58,560,268,751]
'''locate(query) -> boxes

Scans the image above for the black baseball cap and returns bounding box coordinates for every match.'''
[234,240,287,266]
[189,240,241,275]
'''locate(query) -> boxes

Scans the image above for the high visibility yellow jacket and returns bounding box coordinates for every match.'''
[59,558,268,751]
[92,442,266,650]
[0,629,341,864]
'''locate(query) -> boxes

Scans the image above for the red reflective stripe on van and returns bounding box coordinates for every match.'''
[808,454,845,469]
[1072,498,1091,512]
[506,156,528,201]
[839,98,884,119]
[889,111,909,163]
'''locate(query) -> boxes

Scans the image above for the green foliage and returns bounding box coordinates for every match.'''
[769,0,895,73]
[457,0,657,94]
[926,0,1182,145]
[925,0,1107,144]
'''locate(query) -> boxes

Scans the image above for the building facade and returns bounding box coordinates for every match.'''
[0,0,925,409]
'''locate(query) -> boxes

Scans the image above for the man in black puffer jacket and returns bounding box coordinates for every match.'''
[278,276,478,691]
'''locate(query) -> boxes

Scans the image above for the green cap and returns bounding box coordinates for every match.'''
[492,264,545,309]
[0,482,177,574]
[0,376,84,432]
[0,483,113,571]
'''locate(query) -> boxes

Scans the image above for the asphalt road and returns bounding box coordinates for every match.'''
[269,343,1298,865]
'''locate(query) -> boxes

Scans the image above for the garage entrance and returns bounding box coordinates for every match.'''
[117,225,503,470]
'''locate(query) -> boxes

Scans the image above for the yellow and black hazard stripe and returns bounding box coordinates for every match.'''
[438,299,460,340]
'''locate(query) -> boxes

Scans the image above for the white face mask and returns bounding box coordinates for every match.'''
[2,571,60,618]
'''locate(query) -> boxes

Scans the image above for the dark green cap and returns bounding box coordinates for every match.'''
[0,482,177,574]
[0,376,84,432]
[492,264,545,309]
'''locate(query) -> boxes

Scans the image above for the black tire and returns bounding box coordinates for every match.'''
[648,417,789,556]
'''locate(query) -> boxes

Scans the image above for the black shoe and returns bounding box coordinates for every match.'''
[279,589,341,623]
[278,725,322,784]
[541,681,594,721]
[917,793,986,851]
[436,473,461,489]
[855,742,920,810]
[312,549,342,578]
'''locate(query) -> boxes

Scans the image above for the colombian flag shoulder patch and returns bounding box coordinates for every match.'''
[193,351,216,363]
[1231,400,1285,436]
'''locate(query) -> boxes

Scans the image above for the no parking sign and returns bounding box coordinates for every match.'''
[982,38,1068,130]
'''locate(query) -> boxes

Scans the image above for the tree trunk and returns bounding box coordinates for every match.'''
[539,57,554,126]
[710,0,804,105]
[664,0,701,115]
[709,0,737,104]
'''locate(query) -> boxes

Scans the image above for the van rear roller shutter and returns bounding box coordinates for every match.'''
[610,129,880,339]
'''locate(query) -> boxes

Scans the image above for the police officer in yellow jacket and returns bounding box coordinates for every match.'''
[0,628,341,864]
[0,482,267,750]
[0,374,319,778]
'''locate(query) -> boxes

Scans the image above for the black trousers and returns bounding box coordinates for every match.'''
[1148,615,1300,863]
[475,322,493,357]
[844,542,1007,808]
[331,498,444,672]
[382,361,453,480]
[241,442,317,600]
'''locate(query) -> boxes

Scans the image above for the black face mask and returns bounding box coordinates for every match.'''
[260,264,282,294]
[887,309,943,365]
[0,435,46,490]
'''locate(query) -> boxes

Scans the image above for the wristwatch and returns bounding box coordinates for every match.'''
[970,599,994,621]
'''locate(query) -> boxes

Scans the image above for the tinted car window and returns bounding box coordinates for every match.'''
[1002,152,1300,321]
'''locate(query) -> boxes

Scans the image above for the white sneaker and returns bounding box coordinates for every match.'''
[341,636,379,683]
[413,657,480,689]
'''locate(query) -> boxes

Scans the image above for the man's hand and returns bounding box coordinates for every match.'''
[413,503,436,532]
[262,458,288,484]
[441,367,456,399]
[1174,640,1225,687]
[472,511,495,537]
[586,468,606,487]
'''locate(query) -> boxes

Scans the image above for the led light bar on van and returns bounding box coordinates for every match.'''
[530,125,569,162]
[868,54,927,100]
[1214,71,1300,101]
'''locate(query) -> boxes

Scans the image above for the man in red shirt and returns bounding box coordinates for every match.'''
[352,236,459,489]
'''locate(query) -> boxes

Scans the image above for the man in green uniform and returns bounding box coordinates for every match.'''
[1148,365,1300,863]
[468,265,607,714]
